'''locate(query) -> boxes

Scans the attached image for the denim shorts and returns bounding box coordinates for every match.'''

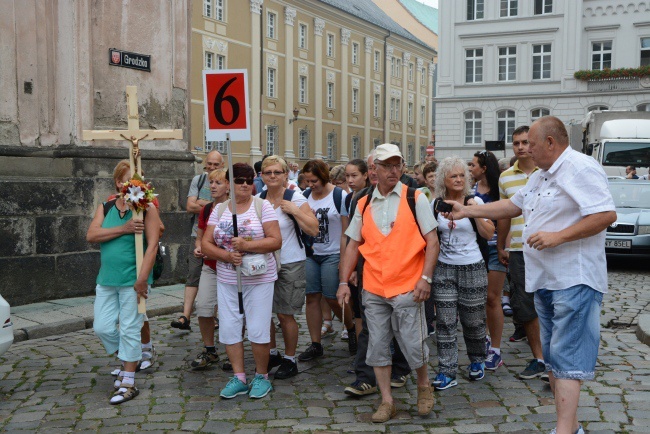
[534,284,603,380]
[487,244,507,273]
[305,254,340,299]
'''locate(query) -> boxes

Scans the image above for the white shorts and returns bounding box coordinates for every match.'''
[217,281,274,345]
[195,265,218,317]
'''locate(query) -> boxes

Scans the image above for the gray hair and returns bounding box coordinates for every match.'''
[366,149,376,163]
[434,156,472,199]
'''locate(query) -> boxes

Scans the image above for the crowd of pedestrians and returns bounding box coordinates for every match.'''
[86,116,616,434]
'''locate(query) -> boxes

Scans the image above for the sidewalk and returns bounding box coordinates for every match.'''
[10,284,185,343]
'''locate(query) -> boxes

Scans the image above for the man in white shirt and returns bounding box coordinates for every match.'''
[446,116,616,434]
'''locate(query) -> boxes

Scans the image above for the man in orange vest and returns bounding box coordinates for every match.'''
[338,144,440,423]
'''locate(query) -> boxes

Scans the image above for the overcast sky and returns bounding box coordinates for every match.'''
[418,0,439,8]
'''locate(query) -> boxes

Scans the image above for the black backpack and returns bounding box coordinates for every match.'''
[301,186,345,256]
[432,195,489,271]
[103,199,165,281]
[260,188,315,256]
[357,186,422,236]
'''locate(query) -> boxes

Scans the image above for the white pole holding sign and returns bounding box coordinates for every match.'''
[203,69,250,313]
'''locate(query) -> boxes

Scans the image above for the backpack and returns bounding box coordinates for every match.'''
[103,199,165,281]
[358,186,421,236]
[189,173,208,229]
[215,197,281,272]
[259,189,314,256]
[432,195,489,271]
[301,186,345,256]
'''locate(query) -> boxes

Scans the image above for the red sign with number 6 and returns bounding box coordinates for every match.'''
[203,69,250,142]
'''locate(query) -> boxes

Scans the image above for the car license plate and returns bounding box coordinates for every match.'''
[605,239,631,249]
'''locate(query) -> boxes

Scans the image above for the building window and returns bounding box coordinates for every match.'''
[327,82,334,109]
[374,94,380,118]
[588,105,609,112]
[500,0,517,17]
[407,143,415,166]
[299,76,307,104]
[467,0,484,20]
[299,128,310,159]
[298,23,307,49]
[498,46,517,81]
[419,145,426,162]
[205,52,214,69]
[373,138,381,148]
[534,0,552,15]
[327,131,337,161]
[374,50,381,72]
[592,41,612,71]
[532,44,551,80]
[352,42,359,65]
[390,98,395,120]
[352,135,361,159]
[266,125,278,155]
[215,0,224,21]
[531,108,550,121]
[420,104,426,124]
[352,89,359,113]
[464,111,482,145]
[497,110,516,145]
[390,98,401,121]
[641,37,650,66]
[396,58,402,78]
[267,11,276,39]
[408,102,414,124]
[408,63,415,82]
[206,140,228,154]
[204,0,224,20]
[637,103,650,111]
[216,55,225,70]
[267,68,276,98]
[203,0,212,18]
[327,33,335,57]
[466,48,483,83]
[421,68,426,86]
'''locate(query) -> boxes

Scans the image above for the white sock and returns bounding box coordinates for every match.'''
[323,320,332,327]
[537,358,545,364]
[283,355,296,363]
[502,296,510,304]
[121,371,135,386]
[492,347,500,356]
[142,342,152,350]
[269,348,278,356]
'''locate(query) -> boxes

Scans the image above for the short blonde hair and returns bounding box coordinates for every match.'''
[113,160,131,192]
[208,169,227,182]
[330,164,346,182]
[261,155,288,173]
[434,157,472,199]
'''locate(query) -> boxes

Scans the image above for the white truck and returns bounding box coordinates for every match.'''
[577,110,650,177]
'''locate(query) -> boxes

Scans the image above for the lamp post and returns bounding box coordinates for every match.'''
[288,107,299,124]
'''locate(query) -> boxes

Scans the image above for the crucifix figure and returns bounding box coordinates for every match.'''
[83,85,183,313]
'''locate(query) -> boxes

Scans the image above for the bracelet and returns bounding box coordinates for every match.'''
[339,282,348,286]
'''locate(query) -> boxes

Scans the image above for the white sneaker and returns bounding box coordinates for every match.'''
[341,329,349,341]
[550,426,584,434]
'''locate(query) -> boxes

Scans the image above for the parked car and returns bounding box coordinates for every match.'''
[606,179,650,256]
[0,294,13,356]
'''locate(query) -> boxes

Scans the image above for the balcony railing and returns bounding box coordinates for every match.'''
[588,77,640,91]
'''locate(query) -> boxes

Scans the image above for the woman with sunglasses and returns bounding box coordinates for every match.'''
[259,156,318,380]
[202,163,282,399]
[430,157,493,391]
[298,159,357,363]
[468,150,507,372]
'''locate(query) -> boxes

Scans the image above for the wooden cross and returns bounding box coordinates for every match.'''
[83,85,183,313]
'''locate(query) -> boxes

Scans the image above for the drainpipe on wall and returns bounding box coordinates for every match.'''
[383,31,390,143]
[259,5,264,154]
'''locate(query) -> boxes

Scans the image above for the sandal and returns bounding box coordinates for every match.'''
[171,315,192,331]
[321,323,334,338]
[502,302,513,317]
[110,385,139,405]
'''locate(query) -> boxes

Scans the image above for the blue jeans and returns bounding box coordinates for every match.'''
[93,284,145,362]
[305,254,340,300]
[534,285,603,380]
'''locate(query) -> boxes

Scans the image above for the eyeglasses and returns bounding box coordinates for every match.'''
[375,162,403,171]
[262,170,285,177]
[233,177,254,185]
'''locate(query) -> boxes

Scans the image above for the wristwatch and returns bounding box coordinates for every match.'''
[421,275,432,284]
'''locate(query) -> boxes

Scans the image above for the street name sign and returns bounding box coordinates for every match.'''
[109,48,151,72]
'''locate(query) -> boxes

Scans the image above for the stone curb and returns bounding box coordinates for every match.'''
[636,314,650,347]
[12,304,183,343]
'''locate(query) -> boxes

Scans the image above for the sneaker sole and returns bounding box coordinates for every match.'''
[432,380,457,391]
[484,361,504,371]
[344,386,377,396]
[220,389,249,399]
[249,386,273,399]
[519,371,544,379]
[509,336,527,342]
[469,373,485,381]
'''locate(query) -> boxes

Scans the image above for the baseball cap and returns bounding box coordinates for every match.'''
[374,144,403,162]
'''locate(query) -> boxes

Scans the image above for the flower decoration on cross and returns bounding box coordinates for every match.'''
[119,173,158,213]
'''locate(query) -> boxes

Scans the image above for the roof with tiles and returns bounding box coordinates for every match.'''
[398,0,438,34]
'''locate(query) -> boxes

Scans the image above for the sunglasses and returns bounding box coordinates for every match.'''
[234,177,254,185]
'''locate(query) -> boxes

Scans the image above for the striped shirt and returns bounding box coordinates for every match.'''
[498,161,538,251]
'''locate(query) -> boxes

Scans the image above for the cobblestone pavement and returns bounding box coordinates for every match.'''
[1,260,649,433]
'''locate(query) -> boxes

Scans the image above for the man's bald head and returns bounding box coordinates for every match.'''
[205,151,224,172]
[534,116,569,148]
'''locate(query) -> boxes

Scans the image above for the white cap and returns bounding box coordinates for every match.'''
[374,144,403,162]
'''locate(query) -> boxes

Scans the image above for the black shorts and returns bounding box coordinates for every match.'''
[509,251,537,324]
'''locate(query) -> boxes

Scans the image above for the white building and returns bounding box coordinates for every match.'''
[435,0,650,159]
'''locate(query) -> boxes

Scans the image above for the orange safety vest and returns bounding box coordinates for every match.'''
[358,185,425,298]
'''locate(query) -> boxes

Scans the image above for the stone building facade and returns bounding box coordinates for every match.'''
[435,0,650,160]
[0,0,194,305]
[192,0,437,167]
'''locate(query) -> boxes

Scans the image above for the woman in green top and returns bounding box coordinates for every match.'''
[86,160,160,405]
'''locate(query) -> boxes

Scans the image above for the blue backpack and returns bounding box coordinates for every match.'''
[260,188,315,256]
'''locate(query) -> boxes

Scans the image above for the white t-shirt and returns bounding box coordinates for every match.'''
[435,196,485,266]
[256,190,308,265]
[208,199,278,284]
[307,188,348,256]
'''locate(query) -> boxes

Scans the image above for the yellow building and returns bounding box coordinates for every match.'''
[191,0,437,167]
